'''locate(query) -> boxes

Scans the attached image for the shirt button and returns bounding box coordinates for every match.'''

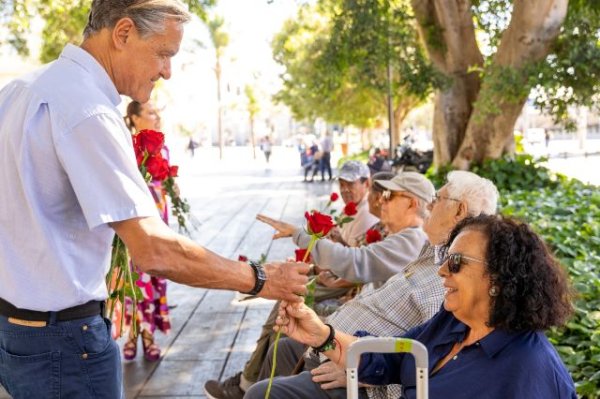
[82,324,88,331]
[81,353,88,360]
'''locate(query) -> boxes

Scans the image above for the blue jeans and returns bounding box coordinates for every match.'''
[0,313,122,398]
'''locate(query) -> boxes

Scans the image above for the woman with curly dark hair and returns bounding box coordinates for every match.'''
[270,214,577,398]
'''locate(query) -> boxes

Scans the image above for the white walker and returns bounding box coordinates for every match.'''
[346,337,428,399]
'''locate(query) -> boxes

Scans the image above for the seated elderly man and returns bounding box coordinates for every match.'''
[328,160,379,247]
[204,172,432,399]
[243,171,500,399]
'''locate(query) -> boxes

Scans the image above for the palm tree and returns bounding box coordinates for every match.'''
[207,15,229,160]
[244,85,260,159]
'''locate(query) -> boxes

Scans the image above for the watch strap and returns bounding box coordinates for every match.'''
[243,260,267,296]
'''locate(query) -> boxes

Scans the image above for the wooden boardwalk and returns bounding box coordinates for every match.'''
[124,163,334,398]
[1,151,335,398]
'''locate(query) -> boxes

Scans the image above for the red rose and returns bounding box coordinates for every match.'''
[135,129,164,155]
[343,202,358,216]
[146,154,170,181]
[330,192,339,202]
[365,229,382,244]
[295,248,312,263]
[135,151,145,166]
[169,165,179,177]
[238,255,249,262]
[304,210,335,236]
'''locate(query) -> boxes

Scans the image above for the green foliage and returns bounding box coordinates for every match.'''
[207,14,229,57]
[1,0,214,62]
[271,4,384,127]
[532,1,600,127]
[472,0,600,130]
[184,0,216,23]
[244,85,260,117]
[38,0,91,63]
[429,156,600,397]
[271,0,441,128]
[319,0,440,101]
[502,181,600,399]
[471,63,538,122]
[470,154,567,191]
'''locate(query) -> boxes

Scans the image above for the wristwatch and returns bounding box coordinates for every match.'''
[243,260,267,295]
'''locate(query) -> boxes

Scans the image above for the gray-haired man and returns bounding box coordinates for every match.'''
[0,1,307,397]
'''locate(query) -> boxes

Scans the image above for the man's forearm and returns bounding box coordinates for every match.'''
[113,216,310,302]
[143,234,255,292]
[114,216,255,293]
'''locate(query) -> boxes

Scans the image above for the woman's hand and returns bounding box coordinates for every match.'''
[256,214,296,239]
[274,301,330,348]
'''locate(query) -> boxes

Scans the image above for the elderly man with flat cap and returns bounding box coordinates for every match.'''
[258,171,435,285]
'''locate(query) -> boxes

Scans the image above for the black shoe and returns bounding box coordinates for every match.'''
[204,372,245,399]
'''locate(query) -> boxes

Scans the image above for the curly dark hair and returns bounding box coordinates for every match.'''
[443,214,573,332]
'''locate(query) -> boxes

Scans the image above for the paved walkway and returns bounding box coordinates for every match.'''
[122,151,335,398]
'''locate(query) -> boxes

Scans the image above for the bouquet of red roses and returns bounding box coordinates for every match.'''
[133,129,193,233]
[106,129,192,336]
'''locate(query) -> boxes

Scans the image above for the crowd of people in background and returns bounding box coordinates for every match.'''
[299,132,335,182]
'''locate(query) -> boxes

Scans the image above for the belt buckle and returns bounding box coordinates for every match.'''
[8,317,47,328]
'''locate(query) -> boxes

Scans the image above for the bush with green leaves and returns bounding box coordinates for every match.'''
[430,156,600,398]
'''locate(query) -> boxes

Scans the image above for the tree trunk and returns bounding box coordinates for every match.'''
[452,0,568,169]
[411,0,484,167]
[392,103,411,148]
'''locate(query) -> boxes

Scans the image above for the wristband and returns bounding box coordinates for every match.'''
[242,261,267,296]
[312,323,336,353]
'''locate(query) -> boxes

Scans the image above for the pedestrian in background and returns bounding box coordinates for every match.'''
[320,131,333,181]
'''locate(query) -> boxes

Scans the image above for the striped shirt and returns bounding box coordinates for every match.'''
[310,244,445,398]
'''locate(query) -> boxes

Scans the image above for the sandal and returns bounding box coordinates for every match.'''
[141,330,161,362]
[123,337,137,360]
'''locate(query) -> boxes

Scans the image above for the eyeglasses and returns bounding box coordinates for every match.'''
[439,253,487,273]
[381,190,413,202]
[431,193,461,206]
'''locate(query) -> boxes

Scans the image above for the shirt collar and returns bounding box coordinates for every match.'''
[60,44,121,106]
[445,313,520,358]
[478,329,520,358]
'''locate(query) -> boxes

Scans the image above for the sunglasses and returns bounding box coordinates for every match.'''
[431,193,461,206]
[440,253,487,273]
[381,190,413,202]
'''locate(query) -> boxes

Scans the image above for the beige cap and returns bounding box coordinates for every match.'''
[375,172,435,203]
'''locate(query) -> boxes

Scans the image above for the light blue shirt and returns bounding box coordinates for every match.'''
[0,45,158,311]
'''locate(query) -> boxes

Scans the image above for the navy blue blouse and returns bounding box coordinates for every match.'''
[356,309,577,399]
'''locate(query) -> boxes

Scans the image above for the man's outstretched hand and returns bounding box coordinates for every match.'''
[259,261,310,302]
[256,214,297,239]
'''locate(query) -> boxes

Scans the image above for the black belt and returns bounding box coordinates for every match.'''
[0,297,103,322]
